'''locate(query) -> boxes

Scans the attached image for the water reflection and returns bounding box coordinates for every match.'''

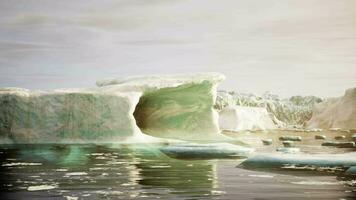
[0,143,355,199]
[0,144,220,199]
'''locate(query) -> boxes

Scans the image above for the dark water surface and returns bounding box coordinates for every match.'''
[1,130,356,199]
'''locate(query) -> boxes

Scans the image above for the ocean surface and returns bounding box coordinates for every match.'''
[1,130,355,200]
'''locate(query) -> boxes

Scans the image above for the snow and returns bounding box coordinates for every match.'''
[219,106,276,131]
[307,87,356,130]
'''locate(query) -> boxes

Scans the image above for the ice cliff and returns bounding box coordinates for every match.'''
[307,87,356,130]
[0,73,225,143]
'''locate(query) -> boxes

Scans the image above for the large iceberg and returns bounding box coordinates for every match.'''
[218,106,276,131]
[307,87,356,130]
[0,73,227,143]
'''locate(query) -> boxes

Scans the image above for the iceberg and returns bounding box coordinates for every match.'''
[307,87,356,130]
[218,106,276,131]
[0,73,228,143]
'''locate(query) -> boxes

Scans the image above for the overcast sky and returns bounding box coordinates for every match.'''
[0,0,355,97]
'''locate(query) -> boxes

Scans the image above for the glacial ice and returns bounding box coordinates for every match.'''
[218,106,276,131]
[278,136,302,141]
[307,87,356,130]
[0,73,227,143]
[216,91,323,127]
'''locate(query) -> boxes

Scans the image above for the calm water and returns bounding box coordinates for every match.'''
[1,130,355,200]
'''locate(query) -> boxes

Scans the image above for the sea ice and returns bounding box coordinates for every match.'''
[239,152,356,171]
[279,136,302,141]
[160,143,254,159]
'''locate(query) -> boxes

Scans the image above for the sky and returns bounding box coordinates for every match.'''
[0,0,355,97]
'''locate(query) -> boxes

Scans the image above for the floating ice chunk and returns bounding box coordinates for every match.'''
[279,136,302,141]
[341,130,351,133]
[160,143,254,159]
[322,141,355,148]
[352,134,356,141]
[314,135,326,140]
[282,141,294,147]
[330,128,342,131]
[262,139,273,145]
[239,152,356,171]
[27,185,57,191]
[334,135,346,140]
[309,128,323,132]
[345,166,356,175]
[276,147,300,154]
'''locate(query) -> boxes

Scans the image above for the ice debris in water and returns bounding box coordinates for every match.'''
[160,143,254,159]
[276,147,300,154]
[282,141,294,147]
[279,136,302,141]
[321,141,355,148]
[334,135,346,140]
[262,139,273,145]
[345,166,356,176]
[314,135,326,140]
